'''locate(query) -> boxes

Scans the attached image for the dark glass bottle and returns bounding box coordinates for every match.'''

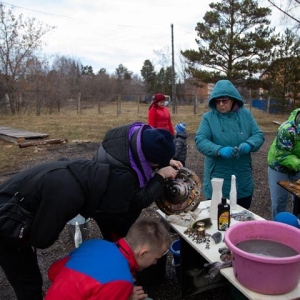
[218,197,230,231]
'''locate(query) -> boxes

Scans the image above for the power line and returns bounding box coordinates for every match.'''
[1,1,88,22]
[177,27,196,35]
[0,1,168,30]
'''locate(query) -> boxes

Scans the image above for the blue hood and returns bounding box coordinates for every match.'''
[209,80,244,109]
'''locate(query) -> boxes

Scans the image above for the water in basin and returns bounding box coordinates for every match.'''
[236,239,298,258]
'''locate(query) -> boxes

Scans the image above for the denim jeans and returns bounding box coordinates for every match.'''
[268,167,300,218]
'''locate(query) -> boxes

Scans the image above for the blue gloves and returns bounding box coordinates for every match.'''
[238,143,251,156]
[218,144,251,158]
[218,147,237,158]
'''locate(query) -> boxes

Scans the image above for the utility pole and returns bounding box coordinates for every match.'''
[171,24,176,114]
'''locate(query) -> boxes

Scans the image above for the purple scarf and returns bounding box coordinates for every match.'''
[128,122,153,188]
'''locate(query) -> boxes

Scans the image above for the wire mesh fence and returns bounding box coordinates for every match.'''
[0,92,203,116]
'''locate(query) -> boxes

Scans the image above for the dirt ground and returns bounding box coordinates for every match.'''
[0,131,288,300]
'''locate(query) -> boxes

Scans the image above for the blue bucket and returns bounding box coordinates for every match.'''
[170,239,180,265]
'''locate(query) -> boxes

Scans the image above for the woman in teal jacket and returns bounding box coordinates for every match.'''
[268,108,300,218]
[195,80,264,209]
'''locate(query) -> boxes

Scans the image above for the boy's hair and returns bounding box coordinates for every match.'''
[126,218,171,253]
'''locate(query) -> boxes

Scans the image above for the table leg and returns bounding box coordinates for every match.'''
[293,196,300,216]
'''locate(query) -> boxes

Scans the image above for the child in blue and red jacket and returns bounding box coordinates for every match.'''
[45,218,171,300]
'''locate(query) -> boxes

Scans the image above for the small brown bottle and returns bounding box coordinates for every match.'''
[218,197,230,231]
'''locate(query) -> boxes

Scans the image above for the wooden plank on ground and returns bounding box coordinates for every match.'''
[0,126,49,144]
[18,138,68,148]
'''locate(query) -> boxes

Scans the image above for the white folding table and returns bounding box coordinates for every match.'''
[157,200,300,299]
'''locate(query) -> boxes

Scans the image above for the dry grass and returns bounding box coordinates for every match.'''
[0,102,287,172]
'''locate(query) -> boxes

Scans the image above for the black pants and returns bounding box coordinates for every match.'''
[94,209,142,242]
[237,195,252,210]
[0,238,43,300]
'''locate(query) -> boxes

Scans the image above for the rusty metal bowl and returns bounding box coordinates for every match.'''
[156,167,203,215]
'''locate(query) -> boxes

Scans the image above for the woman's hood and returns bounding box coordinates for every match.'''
[286,108,300,135]
[208,80,244,110]
[288,108,300,125]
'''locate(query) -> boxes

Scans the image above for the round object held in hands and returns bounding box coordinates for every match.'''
[156,167,203,215]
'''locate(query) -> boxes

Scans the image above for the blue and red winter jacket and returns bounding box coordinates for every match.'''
[45,238,138,300]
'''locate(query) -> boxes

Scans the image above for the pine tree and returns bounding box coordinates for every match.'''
[261,28,300,112]
[141,60,156,93]
[182,0,280,85]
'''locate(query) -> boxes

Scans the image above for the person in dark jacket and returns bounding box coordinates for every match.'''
[0,159,110,300]
[93,122,179,241]
[174,122,188,167]
[45,218,171,300]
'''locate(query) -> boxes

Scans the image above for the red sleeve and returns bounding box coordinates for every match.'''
[48,256,70,282]
[168,117,175,135]
[91,281,133,300]
[148,108,156,127]
[166,108,174,135]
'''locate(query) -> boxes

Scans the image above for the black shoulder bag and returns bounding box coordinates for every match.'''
[0,164,68,247]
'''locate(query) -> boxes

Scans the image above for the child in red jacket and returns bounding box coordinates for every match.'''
[148,93,174,135]
[45,218,171,300]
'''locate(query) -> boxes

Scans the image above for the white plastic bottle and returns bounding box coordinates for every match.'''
[230,175,237,210]
[210,178,224,220]
[74,221,82,248]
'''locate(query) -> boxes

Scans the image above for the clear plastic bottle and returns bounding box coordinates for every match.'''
[74,221,82,248]
[230,175,237,210]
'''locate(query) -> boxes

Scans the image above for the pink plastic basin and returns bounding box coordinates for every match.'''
[224,220,300,295]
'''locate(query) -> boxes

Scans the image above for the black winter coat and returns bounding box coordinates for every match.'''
[174,131,187,164]
[94,123,165,211]
[0,160,110,248]
[93,123,165,238]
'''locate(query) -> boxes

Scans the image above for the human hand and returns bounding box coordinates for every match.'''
[237,143,251,156]
[157,166,178,179]
[169,159,183,169]
[128,286,148,300]
[218,147,237,158]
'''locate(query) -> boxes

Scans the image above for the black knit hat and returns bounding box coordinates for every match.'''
[142,128,175,166]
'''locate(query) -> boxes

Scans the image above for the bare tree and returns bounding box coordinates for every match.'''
[0,4,54,114]
[153,46,171,70]
[19,56,49,115]
[114,64,133,94]
[176,51,189,83]
[267,0,300,29]
[50,55,81,112]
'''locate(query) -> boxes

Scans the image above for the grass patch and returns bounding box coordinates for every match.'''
[0,102,288,173]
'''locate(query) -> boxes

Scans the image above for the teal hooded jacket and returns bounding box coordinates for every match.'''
[195,80,264,200]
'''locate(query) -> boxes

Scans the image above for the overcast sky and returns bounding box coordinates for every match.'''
[3,0,285,76]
